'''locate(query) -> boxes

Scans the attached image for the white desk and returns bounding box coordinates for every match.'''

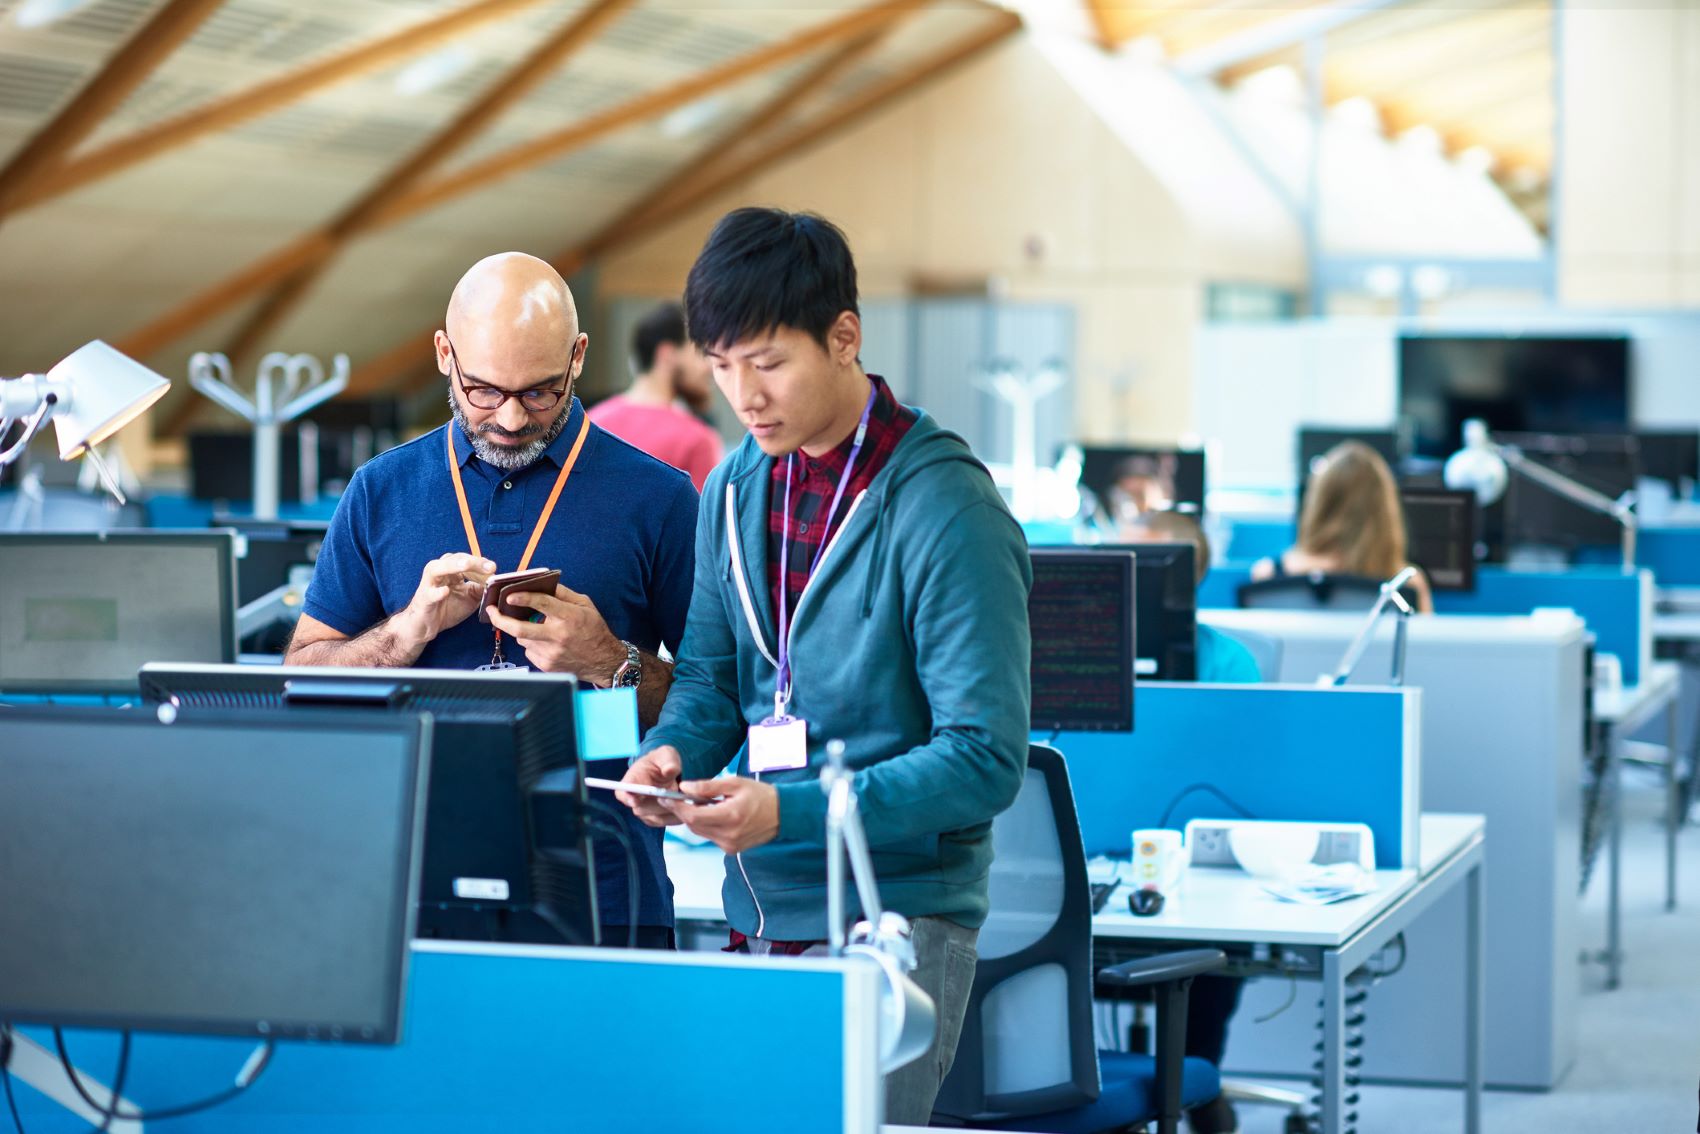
[1593,660,1683,988]
[666,814,1486,1134]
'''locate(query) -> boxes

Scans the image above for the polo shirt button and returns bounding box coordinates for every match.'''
[503,481,513,490]
[799,523,809,534]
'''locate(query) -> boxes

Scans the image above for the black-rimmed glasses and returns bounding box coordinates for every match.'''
[445,336,571,412]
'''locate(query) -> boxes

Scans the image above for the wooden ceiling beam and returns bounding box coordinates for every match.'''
[343,20,914,400]
[0,0,225,217]
[381,9,1025,398]
[8,0,555,214]
[371,0,922,229]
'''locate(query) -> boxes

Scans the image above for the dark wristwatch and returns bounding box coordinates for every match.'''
[610,641,642,689]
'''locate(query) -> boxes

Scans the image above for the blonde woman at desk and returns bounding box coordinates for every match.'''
[1251,440,1436,614]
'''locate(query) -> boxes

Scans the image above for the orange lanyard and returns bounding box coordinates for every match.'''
[447,414,590,660]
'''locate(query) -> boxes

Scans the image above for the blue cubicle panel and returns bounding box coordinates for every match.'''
[1041,682,1419,870]
[143,494,342,529]
[1431,566,1651,684]
[14,943,880,1134]
[1200,562,1652,684]
[1221,518,1294,563]
[1578,526,1700,587]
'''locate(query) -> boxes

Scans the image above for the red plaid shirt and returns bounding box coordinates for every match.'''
[768,374,916,624]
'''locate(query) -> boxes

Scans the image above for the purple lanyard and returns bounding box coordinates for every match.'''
[773,382,878,717]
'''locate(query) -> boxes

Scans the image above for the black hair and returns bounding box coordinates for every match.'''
[629,301,688,373]
[682,207,858,353]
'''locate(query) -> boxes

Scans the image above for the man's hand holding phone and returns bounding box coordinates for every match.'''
[392,553,496,648]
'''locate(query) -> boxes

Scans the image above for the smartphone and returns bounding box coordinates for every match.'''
[584,777,724,805]
[478,568,561,624]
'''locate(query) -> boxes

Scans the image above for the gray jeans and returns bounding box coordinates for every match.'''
[742,916,980,1126]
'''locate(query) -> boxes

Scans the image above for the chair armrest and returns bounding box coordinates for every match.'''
[1095,948,1226,989]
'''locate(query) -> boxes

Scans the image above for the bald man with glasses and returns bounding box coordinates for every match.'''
[287,251,700,948]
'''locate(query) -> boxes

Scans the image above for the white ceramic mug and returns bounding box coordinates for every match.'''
[1132,828,1187,892]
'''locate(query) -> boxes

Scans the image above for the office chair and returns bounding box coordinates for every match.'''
[1236,573,1386,610]
[934,745,1224,1134]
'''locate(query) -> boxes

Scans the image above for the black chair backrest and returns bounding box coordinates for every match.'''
[934,744,1099,1123]
[1236,573,1386,610]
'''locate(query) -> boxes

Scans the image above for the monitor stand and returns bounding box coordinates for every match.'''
[5,1030,144,1133]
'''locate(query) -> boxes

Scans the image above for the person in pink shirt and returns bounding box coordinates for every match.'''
[589,302,724,491]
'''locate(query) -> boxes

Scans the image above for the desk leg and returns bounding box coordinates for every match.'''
[1321,950,1346,1134]
[1607,720,1624,991]
[1465,858,1484,1134]
[1668,699,1680,912]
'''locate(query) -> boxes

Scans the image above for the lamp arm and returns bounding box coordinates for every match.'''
[0,396,56,468]
[1498,445,1632,519]
[1329,566,1419,687]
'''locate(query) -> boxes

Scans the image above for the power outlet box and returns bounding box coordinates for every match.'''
[1182,818,1376,872]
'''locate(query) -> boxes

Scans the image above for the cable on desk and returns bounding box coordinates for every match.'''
[1157,783,1256,831]
[1366,933,1408,981]
[52,1029,274,1122]
[585,798,641,951]
[1,1025,27,1134]
[1252,966,1298,1025]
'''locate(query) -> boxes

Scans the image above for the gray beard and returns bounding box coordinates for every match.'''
[449,389,572,471]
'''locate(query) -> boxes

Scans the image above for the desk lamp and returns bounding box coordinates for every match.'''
[1444,417,1638,570]
[1326,565,1418,687]
[822,739,938,1075]
[0,340,170,504]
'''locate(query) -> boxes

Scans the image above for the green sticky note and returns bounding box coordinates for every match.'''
[576,687,639,761]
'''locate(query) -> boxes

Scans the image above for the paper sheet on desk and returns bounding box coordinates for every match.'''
[1258,863,1377,906]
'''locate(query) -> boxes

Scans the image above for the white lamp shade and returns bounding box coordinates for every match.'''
[1443,419,1510,506]
[44,340,170,459]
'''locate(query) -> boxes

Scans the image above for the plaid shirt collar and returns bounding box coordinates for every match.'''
[767,374,915,619]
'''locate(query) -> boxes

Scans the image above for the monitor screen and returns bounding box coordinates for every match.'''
[1048,543,1197,680]
[1297,428,1401,486]
[1499,431,1639,552]
[0,532,236,694]
[1635,430,1699,492]
[0,706,426,1043]
[1028,550,1136,732]
[1400,487,1477,592]
[1074,446,1206,523]
[1398,334,1631,459]
[138,664,596,947]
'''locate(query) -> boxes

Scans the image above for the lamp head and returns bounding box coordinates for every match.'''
[1443,417,1509,506]
[41,340,170,460]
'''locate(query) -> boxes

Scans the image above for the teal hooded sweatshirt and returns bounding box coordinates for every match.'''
[640,409,1032,941]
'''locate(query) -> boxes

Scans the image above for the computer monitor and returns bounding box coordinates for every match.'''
[189,431,305,503]
[1045,543,1197,680]
[1398,334,1631,459]
[138,664,598,947]
[1400,487,1477,592]
[213,519,329,607]
[1028,549,1136,732]
[1297,428,1401,485]
[1074,445,1206,523]
[1635,429,1699,495]
[0,704,427,1043]
[0,531,236,695]
[1498,431,1640,553]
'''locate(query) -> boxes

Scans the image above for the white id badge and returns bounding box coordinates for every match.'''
[747,716,809,773]
[474,662,531,672]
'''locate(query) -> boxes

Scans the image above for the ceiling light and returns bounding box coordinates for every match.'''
[660,96,727,139]
[393,44,477,97]
[14,0,97,28]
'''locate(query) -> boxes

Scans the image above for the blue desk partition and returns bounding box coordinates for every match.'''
[1041,682,1419,870]
[1625,526,1700,587]
[1222,518,1295,563]
[1201,563,1652,684]
[143,494,341,529]
[15,943,879,1134]
[1431,566,1651,684]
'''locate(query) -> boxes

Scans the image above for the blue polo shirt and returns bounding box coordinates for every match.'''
[303,398,699,930]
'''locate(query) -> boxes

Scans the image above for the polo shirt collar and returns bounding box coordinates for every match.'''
[450,396,585,471]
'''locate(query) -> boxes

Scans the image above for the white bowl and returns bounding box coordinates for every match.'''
[1229,825,1320,880]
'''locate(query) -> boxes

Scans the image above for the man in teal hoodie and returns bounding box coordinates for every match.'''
[618,208,1031,1124]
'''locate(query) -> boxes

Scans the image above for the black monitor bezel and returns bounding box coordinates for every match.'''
[1052,542,1198,681]
[1398,486,1478,593]
[1071,444,1207,520]
[0,704,428,1045]
[0,531,237,695]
